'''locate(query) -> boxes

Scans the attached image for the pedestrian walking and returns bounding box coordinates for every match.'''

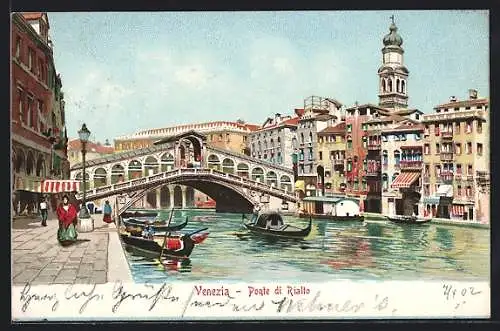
[39,197,48,227]
[103,200,113,224]
[56,195,78,246]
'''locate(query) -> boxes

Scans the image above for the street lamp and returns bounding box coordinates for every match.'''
[78,123,91,220]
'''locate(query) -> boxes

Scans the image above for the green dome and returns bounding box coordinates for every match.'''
[383,22,403,47]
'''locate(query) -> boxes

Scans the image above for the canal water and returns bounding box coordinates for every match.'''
[122,209,490,283]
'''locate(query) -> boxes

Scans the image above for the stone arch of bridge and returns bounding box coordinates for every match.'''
[119,177,255,214]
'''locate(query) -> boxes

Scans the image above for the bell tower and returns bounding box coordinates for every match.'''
[378,16,409,110]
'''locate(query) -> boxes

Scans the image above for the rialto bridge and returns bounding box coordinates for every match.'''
[70,131,297,213]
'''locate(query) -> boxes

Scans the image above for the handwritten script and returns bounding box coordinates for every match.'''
[14,281,488,319]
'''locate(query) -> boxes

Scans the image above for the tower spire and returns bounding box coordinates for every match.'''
[377,18,409,110]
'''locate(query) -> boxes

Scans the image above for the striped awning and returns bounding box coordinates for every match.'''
[391,172,420,188]
[42,180,81,193]
[451,205,465,216]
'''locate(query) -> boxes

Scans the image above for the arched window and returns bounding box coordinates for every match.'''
[382,150,388,165]
[388,78,392,92]
[401,80,406,94]
[394,150,401,166]
[382,79,386,93]
[382,173,388,190]
[396,79,400,93]
[347,159,353,172]
[347,135,352,149]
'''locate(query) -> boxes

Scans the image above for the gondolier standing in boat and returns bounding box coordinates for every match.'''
[142,221,155,239]
[103,200,113,224]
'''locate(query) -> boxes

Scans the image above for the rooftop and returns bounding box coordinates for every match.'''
[434,98,488,110]
[318,122,346,135]
[68,139,114,154]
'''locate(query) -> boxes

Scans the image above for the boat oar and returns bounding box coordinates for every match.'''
[159,208,175,261]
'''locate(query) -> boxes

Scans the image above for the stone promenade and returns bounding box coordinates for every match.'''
[12,211,133,285]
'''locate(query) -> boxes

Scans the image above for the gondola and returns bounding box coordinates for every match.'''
[121,210,159,218]
[386,215,431,225]
[298,213,364,222]
[122,216,188,236]
[242,211,312,239]
[120,227,209,259]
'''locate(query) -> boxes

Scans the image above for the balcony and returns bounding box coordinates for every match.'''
[367,144,381,151]
[441,131,454,140]
[333,159,345,165]
[439,171,454,184]
[399,160,423,170]
[440,152,454,162]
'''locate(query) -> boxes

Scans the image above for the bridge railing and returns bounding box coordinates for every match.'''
[78,167,297,202]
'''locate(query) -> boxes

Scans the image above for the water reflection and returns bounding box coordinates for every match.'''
[123,209,490,283]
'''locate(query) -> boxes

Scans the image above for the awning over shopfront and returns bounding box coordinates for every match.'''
[294,180,305,192]
[391,172,420,188]
[436,184,453,197]
[423,196,440,205]
[42,180,81,193]
[451,204,466,216]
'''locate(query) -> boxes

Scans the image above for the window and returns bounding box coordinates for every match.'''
[456,164,462,175]
[26,96,33,127]
[477,143,483,156]
[226,133,230,142]
[435,165,441,176]
[434,125,440,136]
[354,180,359,190]
[435,143,440,154]
[401,134,407,141]
[415,133,421,140]
[218,134,223,142]
[457,185,462,196]
[28,48,33,70]
[347,124,352,133]
[466,186,472,196]
[424,125,430,135]
[467,164,473,175]
[347,138,352,149]
[15,36,21,59]
[466,121,472,133]
[362,136,367,148]
[455,143,462,155]
[455,122,460,134]
[347,160,352,172]
[466,142,472,154]
[424,143,430,155]
[319,151,323,161]
[416,113,420,120]
[477,120,483,134]
[424,164,430,175]
[17,88,24,123]
[37,100,43,132]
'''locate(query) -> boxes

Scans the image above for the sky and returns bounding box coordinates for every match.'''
[46,10,489,143]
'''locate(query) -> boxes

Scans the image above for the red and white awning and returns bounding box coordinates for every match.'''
[391,172,420,188]
[451,205,465,216]
[42,180,81,193]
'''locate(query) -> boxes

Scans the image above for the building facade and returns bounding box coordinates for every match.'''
[248,112,299,169]
[114,121,259,155]
[316,122,347,196]
[295,96,343,205]
[421,90,489,222]
[380,122,424,216]
[67,139,114,168]
[11,12,68,215]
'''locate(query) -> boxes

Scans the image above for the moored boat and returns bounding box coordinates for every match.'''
[298,213,364,221]
[120,227,209,259]
[122,216,188,236]
[242,211,312,239]
[121,210,159,218]
[386,215,431,224]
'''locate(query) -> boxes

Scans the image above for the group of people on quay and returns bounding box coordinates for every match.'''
[31,194,114,246]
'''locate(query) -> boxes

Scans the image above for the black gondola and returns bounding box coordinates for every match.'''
[298,213,364,221]
[386,215,431,224]
[121,210,159,218]
[122,216,188,236]
[120,227,208,259]
[242,211,312,239]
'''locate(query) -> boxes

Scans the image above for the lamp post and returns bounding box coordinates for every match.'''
[77,123,93,231]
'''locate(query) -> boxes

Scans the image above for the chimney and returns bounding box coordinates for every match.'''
[450,96,457,102]
[468,89,478,100]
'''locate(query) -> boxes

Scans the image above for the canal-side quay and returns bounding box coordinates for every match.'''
[11,212,132,285]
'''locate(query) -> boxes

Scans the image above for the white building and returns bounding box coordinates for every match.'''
[248,113,299,169]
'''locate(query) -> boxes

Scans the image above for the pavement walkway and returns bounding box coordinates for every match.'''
[12,211,133,285]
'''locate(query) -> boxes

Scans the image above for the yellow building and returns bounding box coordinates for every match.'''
[316,122,347,195]
[421,90,489,223]
[114,121,259,154]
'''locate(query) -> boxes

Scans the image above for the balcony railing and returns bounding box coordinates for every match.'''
[399,160,423,170]
[367,144,381,150]
[440,152,454,162]
[439,171,454,184]
[441,131,453,139]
